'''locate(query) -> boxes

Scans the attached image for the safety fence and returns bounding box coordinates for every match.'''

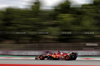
[0,50,100,56]
[0,43,100,50]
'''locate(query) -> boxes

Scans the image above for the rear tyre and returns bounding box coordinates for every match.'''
[39,55,44,60]
[70,53,77,60]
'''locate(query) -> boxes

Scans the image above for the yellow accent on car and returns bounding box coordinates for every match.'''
[53,56,56,58]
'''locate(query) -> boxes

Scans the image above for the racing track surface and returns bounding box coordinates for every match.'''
[0,59,100,65]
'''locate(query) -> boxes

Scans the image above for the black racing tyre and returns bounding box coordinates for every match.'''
[39,55,44,60]
[73,56,77,60]
[70,53,77,60]
[65,55,70,60]
[70,55,77,60]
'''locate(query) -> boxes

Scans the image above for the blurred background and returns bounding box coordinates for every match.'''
[0,0,100,50]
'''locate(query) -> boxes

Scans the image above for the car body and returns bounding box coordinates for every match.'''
[35,52,77,60]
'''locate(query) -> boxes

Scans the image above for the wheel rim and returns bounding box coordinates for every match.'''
[65,56,69,60]
[40,56,43,59]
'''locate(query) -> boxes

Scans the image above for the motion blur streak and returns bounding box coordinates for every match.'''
[0,64,100,66]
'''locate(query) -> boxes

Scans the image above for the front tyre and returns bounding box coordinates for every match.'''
[39,55,44,60]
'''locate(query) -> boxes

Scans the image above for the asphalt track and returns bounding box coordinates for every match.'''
[0,59,100,65]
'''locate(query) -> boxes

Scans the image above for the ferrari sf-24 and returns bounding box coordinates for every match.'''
[35,51,77,60]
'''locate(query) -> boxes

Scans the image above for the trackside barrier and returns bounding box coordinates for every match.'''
[0,50,100,56]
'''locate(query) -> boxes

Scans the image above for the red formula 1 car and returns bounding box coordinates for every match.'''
[35,51,77,60]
